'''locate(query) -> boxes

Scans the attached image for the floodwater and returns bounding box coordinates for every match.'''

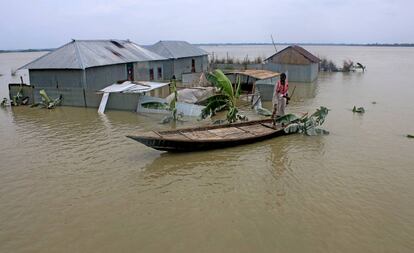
[1,46,414,253]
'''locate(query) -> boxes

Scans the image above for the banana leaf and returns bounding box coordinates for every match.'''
[40,89,52,104]
[38,90,62,109]
[200,95,229,119]
[275,113,300,124]
[311,106,330,125]
[207,70,234,98]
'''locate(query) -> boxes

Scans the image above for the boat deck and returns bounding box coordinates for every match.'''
[145,121,279,142]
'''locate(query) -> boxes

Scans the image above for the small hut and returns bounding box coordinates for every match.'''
[264,45,320,82]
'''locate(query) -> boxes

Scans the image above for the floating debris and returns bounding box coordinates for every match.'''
[407,134,414,138]
[371,101,377,104]
[1,98,8,107]
[352,106,365,113]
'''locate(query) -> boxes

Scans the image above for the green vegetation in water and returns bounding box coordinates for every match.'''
[10,86,29,106]
[161,79,184,124]
[201,69,247,123]
[278,106,330,136]
[31,89,62,109]
[320,57,366,72]
[352,106,365,113]
[209,53,263,65]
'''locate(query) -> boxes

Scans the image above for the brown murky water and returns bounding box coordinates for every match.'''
[1,47,414,252]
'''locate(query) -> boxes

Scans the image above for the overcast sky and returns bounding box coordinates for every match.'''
[1,0,413,49]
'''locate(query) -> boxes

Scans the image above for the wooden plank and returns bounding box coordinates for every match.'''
[181,130,222,141]
[207,127,252,139]
[238,124,275,136]
[162,132,191,141]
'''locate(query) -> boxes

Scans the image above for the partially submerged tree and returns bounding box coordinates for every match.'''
[342,60,354,72]
[200,69,247,123]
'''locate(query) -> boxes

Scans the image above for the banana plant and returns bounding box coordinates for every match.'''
[31,89,62,109]
[200,69,247,123]
[277,106,330,136]
[160,79,184,124]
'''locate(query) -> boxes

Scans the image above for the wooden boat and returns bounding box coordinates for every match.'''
[127,119,291,152]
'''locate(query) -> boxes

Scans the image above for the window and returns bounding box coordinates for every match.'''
[191,59,196,73]
[149,68,154,80]
[126,63,134,81]
[157,67,162,80]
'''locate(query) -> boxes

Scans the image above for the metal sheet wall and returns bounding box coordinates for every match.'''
[134,62,150,80]
[173,56,207,80]
[105,93,140,111]
[29,69,84,88]
[264,63,318,83]
[85,64,127,90]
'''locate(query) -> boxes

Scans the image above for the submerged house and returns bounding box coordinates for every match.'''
[145,41,209,82]
[264,45,320,82]
[20,39,168,108]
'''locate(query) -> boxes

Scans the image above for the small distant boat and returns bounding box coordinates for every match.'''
[127,119,291,152]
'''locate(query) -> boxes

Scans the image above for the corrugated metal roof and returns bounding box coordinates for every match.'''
[265,45,320,63]
[20,40,167,70]
[145,40,208,59]
[225,69,280,80]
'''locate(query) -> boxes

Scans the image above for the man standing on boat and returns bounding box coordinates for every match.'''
[272,73,289,122]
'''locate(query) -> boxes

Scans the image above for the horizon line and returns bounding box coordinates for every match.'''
[1,42,414,52]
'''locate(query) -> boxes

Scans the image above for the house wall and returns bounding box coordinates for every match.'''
[134,62,150,81]
[29,69,84,89]
[160,60,174,80]
[29,69,88,106]
[27,62,173,110]
[173,55,208,80]
[264,63,318,83]
[155,56,208,81]
[148,61,166,81]
[255,77,279,101]
[105,93,140,111]
[85,64,127,90]
[133,60,167,81]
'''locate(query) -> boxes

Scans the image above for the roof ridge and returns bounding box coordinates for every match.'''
[72,39,129,42]
[291,45,320,62]
[158,41,175,59]
[72,40,85,69]
[265,45,319,63]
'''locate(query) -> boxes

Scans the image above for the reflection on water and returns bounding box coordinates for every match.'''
[1,47,414,253]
